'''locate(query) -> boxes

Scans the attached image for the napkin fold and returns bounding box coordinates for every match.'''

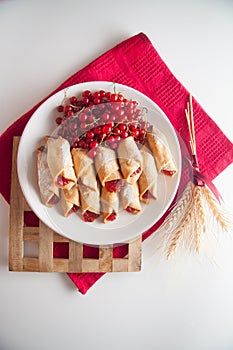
[1,32,232,294]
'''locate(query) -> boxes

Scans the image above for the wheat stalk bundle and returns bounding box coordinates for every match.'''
[157,94,232,259]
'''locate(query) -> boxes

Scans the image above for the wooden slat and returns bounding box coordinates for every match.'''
[23,199,31,211]
[82,259,100,272]
[38,221,53,271]
[53,232,70,242]
[9,137,24,271]
[53,258,69,272]
[128,236,142,272]
[23,227,39,242]
[23,258,39,272]
[68,241,83,272]
[23,226,39,235]
[23,233,39,242]
[112,258,128,272]
[99,246,113,272]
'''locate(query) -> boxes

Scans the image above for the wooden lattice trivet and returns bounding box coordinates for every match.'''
[9,137,142,273]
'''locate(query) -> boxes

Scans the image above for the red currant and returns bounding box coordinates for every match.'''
[102,112,110,121]
[56,117,63,125]
[93,91,100,98]
[139,128,146,136]
[129,123,138,131]
[88,149,97,158]
[79,113,87,122]
[87,130,94,139]
[90,140,99,149]
[111,104,120,112]
[114,135,121,142]
[82,97,90,106]
[121,131,129,138]
[117,94,124,101]
[69,96,77,104]
[93,126,102,135]
[131,129,140,138]
[70,120,77,130]
[138,134,145,141]
[82,90,91,97]
[102,124,112,134]
[87,114,95,123]
[110,93,118,102]
[117,108,125,117]
[80,122,87,129]
[78,140,85,148]
[117,115,126,123]
[141,121,150,129]
[113,127,121,135]
[105,92,111,99]
[98,133,107,142]
[118,123,127,131]
[57,105,64,112]
[67,110,74,117]
[64,105,73,113]
[108,116,116,123]
[93,98,101,105]
[106,135,115,143]
[99,90,106,97]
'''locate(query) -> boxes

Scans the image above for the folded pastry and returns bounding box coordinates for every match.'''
[46,136,76,190]
[71,148,97,191]
[101,187,119,223]
[121,182,141,214]
[60,186,80,217]
[147,126,177,176]
[117,136,142,184]
[79,184,100,222]
[138,148,158,203]
[94,146,122,192]
[36,146,59,207]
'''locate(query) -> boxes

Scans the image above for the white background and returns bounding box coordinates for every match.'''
[0,1,233,350]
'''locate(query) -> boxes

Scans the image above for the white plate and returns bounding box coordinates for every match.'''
[17,82,181,246]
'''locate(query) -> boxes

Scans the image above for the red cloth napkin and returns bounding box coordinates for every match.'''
[1,32,233,294]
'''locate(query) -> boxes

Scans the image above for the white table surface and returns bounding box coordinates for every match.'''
[0,1,233,350]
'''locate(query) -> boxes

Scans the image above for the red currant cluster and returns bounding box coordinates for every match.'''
[55,89,150,158]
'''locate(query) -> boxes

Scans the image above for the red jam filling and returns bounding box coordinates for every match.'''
[130,167,141,177]
[56,175,70,187]
[162,169,176,177]
[48,194,59,205]
[68,204,79,215]
[106,211,117,221]
[83,210,100,222]
[105,180,123,192]
[126,206,139,214]
[142,190,154,200]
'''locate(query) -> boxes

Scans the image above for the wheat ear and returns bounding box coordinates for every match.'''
[160,182,193,233]
[166,183,196,258]
[202,185,231,231]
[193,185,206,252]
